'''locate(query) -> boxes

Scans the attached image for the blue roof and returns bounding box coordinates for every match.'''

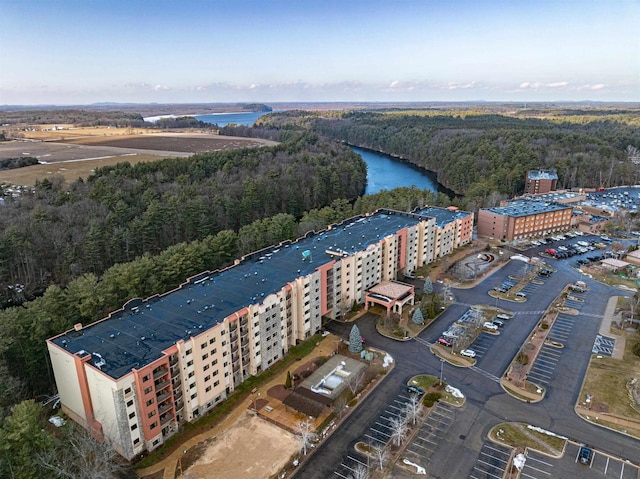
[483,200,570,217]
[51,208,446,379]
[414,206,471,228]
[528,169,558,180]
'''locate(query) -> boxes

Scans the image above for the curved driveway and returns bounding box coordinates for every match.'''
[296,241,640,478]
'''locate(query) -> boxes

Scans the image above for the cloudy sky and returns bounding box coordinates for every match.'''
[1,0,638,105]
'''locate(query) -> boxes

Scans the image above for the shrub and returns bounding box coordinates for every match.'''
[539,322,549,330]
[423,392,442,407]
[633,341,640,358]
[516,353,529,365]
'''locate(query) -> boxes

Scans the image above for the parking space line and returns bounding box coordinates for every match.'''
[536,355,559,364]
[534,360,557,370]
[473,465,504,479]
[523,463,552,475]
[484,445,511,456]
[334,471,349,478]
[370,427,391,438]
[364,434,385,445]
[526,455,553,467]
[478,455,508,465]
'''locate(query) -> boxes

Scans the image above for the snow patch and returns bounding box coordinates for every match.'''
[513,453,526,470]
[49,416,65,427]
[445,385,464,398]
[527,425,567,439]
[383,353,393,368]
[402,458,426,474]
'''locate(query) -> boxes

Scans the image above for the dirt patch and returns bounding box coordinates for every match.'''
[59,134,274,152]
[183,412,299,479]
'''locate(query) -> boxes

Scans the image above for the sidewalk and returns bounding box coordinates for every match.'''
[599,296,626,360]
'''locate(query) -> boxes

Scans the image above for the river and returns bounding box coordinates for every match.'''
[196,112,444,196]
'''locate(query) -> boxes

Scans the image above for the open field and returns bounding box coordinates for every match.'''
[0,133,277,186]
[12,125,153,140]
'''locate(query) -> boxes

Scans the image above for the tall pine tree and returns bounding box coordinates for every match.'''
[349,324,363,353]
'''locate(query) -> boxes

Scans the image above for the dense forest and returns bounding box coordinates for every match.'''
[258,110,640,208]
[0,134,365,306]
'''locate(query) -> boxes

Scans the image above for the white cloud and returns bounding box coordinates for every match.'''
[590,83,606,90]
[546,81,568,88]
[519,82,530,89]
[389,80,400,88]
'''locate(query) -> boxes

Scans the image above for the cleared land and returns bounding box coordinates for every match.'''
[183,412,299,479]
[0,133,277,186]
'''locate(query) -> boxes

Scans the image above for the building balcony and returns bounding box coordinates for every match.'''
[154,380,170,392]
[153,368,169,380]
[231,344,239,354]
[158,402,173,415]
[230,332,238,343]
[160,413,175,426]
[156,391,171,404]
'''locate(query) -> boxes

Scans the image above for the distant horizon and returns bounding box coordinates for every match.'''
[1,1,637,105]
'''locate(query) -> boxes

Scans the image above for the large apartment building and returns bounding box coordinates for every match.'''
[477,200,572,240]
[47,206,472,459]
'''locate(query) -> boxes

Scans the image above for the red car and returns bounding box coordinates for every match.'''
[437,337,452,347]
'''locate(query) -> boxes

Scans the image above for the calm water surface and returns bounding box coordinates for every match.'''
[197,114,441,195]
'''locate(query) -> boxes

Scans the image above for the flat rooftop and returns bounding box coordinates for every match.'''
[483,200,571,217]
[414,206,471,228]
[528,169,558,180]
[522,191,583,203]
[50,208,448,379]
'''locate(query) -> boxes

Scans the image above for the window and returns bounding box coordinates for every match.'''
[126,400,133,408]
[203,364,210,371]
[185,349,192,355]
[190,393,197,400]
[188,371,195,378]
[142,374,151,383]
[214,380,220,387]
[202,353,208,360]
[205,386,212,393]
[129,412,136,419]
[124,387,132,395]
[148,410,156,418]
[204,375,211,382]
[144,387,153,395]
[201,342,207,349]
[150,422,157,430]
[212,359,218,366]
[133,438,140,445]
[146,398,154,406]
[186,360,193,367]
[213,370,219,376]
[131,424,138,431]
[209,338,215,345]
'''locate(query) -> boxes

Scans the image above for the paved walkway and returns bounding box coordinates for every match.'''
[600,296,626,360]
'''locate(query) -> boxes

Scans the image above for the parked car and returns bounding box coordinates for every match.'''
[515,292,527,298]
[496,314,511,320]
[437,337,453,347]
[492,319,505,327]
[460,349,476,358]
[578,446,593,465]
[483,322,498,331]
[407,385,425,396]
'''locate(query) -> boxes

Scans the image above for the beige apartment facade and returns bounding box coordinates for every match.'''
[47,207,473,459]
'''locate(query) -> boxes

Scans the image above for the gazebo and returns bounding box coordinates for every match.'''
[365,280,415,315]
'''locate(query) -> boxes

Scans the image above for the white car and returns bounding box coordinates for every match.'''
[531,240,541,246]
[460,349,476,358]
[483,322,498,331]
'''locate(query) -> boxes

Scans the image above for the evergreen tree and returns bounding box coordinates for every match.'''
[423,276,433,294]
[349,324,363,353]
[285,370,292,389]
[412,308,424,325]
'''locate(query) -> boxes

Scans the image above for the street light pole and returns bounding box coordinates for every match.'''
[439,359,444,386]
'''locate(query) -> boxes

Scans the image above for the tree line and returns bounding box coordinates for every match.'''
[0,134,366,307]
[257,110,640,209]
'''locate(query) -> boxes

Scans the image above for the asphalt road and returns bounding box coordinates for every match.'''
[295,236,640,479]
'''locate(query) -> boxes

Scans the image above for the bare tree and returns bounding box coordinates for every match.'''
[404,393,424,426]
[297,421,317,456]
[370,442,389,470]
[347,368,365,396]
[389,414,408,447]
[441,282,453,305]
[332,394,348,420]
[626,293,640,324]
[349,464,369,479]
[37,424,130,479]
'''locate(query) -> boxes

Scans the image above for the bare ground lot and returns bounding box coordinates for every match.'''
[58,133,276,153]
[183,412,298,479]
[0,134,277,186]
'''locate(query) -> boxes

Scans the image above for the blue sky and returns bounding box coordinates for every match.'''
[1,0,638,104]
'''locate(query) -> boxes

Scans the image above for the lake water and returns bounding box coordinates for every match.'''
[196,113,442,195]
[350,146,440,195]
[195,111,270,127]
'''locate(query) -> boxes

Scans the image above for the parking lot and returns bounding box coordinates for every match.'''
[592,335,616,356]
[403,402,457,466]
[522,443,640,479]
[468,442,512,479]
[547,313,577,344]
